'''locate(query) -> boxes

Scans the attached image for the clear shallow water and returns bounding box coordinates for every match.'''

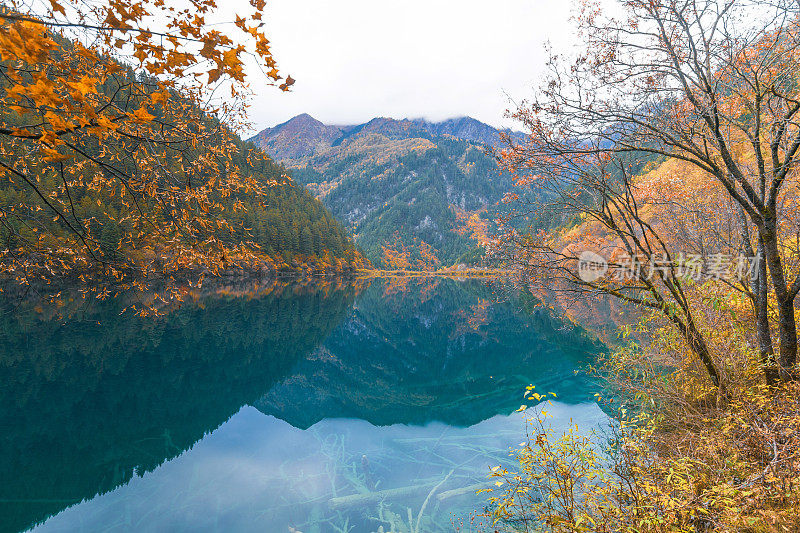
[0,278,607,533]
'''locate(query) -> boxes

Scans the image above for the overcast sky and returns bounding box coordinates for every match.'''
[242,0,575,134]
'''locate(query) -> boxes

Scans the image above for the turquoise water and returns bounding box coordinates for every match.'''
[0,278,606,532]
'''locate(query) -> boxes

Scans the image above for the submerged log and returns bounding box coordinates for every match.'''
[327,482,436,510]
[435,483,492,502]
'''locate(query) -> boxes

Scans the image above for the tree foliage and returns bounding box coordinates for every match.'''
[498,0,800,385]
[487,1,800,529]
[0,1,365,293]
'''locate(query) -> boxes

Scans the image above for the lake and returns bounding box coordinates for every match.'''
[0,277,607,533]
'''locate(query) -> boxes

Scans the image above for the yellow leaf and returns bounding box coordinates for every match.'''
[130,106,155,124]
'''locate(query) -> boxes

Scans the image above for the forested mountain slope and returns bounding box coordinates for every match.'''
[250,114,524,266]
[0,39,366,282]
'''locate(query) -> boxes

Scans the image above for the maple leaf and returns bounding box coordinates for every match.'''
[40,146,71,162]
[207,68,223,84]
[149,90,170,105]
[130,107,155,124]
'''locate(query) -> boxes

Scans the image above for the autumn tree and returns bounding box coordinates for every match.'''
[0,0,295,289]
[496,152,729,390]
[416,239,440,271]
[499,0,800,385]
[381,232,412,270]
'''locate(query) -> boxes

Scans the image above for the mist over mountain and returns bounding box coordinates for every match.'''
[250,114,524,265]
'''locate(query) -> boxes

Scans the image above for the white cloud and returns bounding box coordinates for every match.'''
[239,0,575,133]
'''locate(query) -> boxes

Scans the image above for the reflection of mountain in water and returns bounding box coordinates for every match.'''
[1,277,603,533]
[257,278,603,428]
[0,282,357,533]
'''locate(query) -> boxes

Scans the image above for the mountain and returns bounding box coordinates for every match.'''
[412,116,525,146]
[249,114,524,266]
[256,278,601,429]
[250,113,343,159]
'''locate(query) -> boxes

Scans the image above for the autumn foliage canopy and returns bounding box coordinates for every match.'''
[0,0,353,294]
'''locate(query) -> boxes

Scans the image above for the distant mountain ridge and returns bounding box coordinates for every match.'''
[412,116,525,147]
[249,114,522,265]
[250,114,524,162]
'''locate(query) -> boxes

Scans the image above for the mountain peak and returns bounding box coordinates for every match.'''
[358,116,419,138]
[282,113,322,127]
[249,114,343,160]
[247,112,516,266]
[270,113,331,135]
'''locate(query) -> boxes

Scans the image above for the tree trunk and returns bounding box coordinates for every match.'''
[775,295,798,380]
[762,226,798,381]
[755,238,779,387]
[741,212,777,387]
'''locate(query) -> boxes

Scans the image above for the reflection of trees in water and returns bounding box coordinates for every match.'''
[0,277,604,533]
[251,279,606,531]
[379,275,441,300]
[0,280,359,533]
[258,278,604,429]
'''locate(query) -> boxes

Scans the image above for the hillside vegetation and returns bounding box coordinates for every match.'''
[0,15,367,294]
[487,1,800,530]
[250,114,524,266]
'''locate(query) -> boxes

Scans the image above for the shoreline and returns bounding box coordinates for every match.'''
[355,268,507,279]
